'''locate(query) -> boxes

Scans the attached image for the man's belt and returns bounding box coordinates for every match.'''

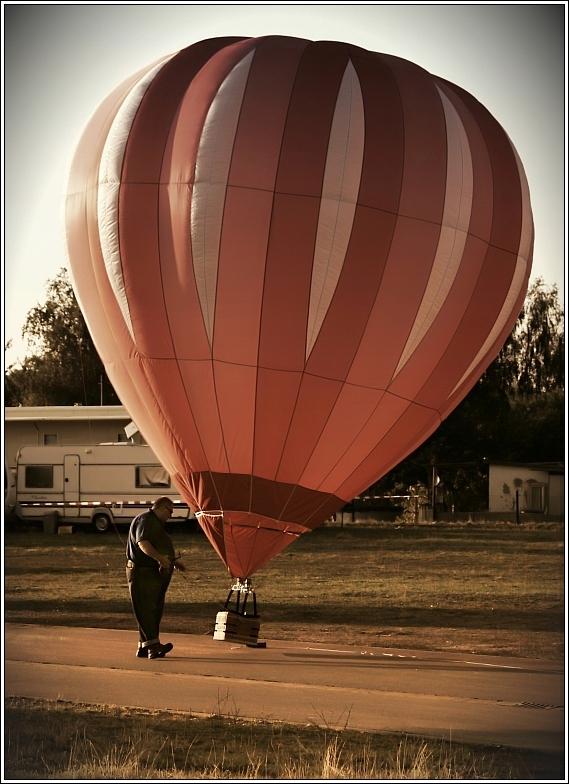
[126,559,160,569]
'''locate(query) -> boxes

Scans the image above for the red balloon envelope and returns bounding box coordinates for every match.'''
[65,36,533,578]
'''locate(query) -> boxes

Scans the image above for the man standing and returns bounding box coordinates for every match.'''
[126,496,186,659]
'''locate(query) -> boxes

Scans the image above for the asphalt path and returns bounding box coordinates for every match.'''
[4,623,565,754]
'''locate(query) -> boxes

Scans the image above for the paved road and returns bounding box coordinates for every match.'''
[5,623,565,753]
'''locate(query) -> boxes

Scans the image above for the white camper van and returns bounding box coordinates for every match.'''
[10,443,194,532]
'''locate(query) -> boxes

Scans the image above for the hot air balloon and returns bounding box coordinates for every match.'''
[65,36,533,582]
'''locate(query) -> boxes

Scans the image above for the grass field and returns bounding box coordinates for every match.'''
[4,519,566,779]
[4,519,565,659]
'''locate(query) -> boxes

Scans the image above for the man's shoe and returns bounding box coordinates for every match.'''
[148,642,174,659]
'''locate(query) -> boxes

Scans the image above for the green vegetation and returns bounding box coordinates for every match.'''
[5,697,564,780]
[4,268,119,406]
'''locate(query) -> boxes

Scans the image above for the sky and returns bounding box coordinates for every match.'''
[3,3,566,369]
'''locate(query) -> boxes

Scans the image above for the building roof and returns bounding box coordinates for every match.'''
[5,405,131,422]
[487,460,564,474]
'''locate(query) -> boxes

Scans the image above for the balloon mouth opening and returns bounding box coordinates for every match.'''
[196,509,311,535]
[194,509,313,578]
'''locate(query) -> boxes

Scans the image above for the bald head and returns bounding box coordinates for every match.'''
[152,497,174,521]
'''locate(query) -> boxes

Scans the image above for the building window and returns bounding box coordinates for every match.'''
[135,466,171,488]
[527,483,548,513]
[44,434,58,445]
[25,465,54,488]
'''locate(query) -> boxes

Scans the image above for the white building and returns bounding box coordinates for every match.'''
[4,406,143,469]
[488,461,564,517]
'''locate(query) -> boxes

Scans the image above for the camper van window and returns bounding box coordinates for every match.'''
[135,466,171,488]
[25,465,54,488]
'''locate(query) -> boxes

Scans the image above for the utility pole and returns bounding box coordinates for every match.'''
[431,460,438,522]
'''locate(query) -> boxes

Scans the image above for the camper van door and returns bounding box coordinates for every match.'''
[64,455,80,517]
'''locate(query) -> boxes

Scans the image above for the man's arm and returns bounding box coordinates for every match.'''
[137,540,171,570]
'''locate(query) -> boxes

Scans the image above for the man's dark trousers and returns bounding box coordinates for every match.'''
[127,564,171,646]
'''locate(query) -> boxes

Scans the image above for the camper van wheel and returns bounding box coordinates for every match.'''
[92,514,110,533]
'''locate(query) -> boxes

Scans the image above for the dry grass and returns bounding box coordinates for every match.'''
[4,696,565,780]
[4,519,565,660]
[4,520,565,779]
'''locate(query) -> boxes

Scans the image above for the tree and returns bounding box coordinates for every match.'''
[491,278,564,394]
[4,268,120,407]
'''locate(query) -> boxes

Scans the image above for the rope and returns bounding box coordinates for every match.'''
[111,516,127,547]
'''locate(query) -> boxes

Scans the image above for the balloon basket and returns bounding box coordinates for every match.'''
[213,579,264,647]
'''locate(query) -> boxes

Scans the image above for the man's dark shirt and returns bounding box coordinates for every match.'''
[126,509,175,567]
